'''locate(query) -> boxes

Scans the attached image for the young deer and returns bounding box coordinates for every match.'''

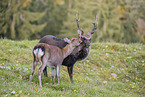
[29,38,81,87]
[39,12,98,83]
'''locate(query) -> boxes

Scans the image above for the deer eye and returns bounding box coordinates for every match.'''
[81,37,84,40]
[82,38,86,40]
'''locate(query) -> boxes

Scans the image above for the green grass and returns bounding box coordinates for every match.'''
[0,39,145,97]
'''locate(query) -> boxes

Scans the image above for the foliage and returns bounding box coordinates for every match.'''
[93,0,122,42]
[136,18,145,43]
[41,0,69,38]
[59,0,99,39]
[0,39,145,96]
[59,0,144,43]
[118,0,145,43]
[0,0,145,43]
[0,0,46,40]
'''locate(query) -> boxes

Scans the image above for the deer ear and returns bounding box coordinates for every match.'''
[77,30,82,37]
[64,38,71,43]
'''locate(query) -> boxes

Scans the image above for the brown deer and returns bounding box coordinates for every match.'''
[29,38,82,87]
[39,12,98,83]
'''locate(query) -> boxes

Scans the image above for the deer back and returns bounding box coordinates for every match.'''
[39,35,68,49]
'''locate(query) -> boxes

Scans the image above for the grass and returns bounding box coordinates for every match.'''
[0,39,145,97]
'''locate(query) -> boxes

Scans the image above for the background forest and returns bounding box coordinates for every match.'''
[0,0,145,43]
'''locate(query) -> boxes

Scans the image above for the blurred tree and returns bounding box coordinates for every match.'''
[93,0,122,42]
[60,0,122,42]
[0,0,144,43]
[60,0,144,43]
[101,0,145,43]
[0,0,8,38]
[37,0,69,38]
[0,0,46,40]
[26,0,48,39]
[59,0,99,39]
[135,0,145,43]
[136,18,145,43]
[118,0,145,43]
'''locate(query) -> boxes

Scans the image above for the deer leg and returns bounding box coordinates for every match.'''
[43,67,48,77]
[29,61,37,83]
[55,68,57,78]
[51,67,55,84]
[57,65,61,84]
[38,62,46,87]
[67,65,74,83]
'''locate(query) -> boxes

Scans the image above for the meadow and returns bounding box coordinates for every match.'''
[0,39,145,97]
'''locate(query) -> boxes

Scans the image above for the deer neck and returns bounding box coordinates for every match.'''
[62,44,75,59]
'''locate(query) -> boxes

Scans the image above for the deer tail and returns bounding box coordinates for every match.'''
[33,45,45,61]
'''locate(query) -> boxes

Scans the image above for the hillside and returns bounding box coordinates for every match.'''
[0,39,145,96]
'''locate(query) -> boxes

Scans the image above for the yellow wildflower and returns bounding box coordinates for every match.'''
[124,89,127,91]
[112,76,116,79]
[20,94,23,97]
[35,87,38,91]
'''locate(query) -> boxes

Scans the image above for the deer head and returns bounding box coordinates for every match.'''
[76,12,98,48]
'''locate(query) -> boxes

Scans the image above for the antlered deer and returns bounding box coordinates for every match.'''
[29,38,82,87]
[39,12,98,83]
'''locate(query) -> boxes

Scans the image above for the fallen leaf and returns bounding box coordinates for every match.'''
[23,68,28,72]
[124,89,127,91]
[111,73,117,77]
[103,81,107,84]
[1,42,3,45]
[19,90,22,94]
[23,77,26,80]
[35,87,38,91]
[126,79,129,82]
[20,94,23,97]
[112,76,116,79]
[19,75,22,79]
[11,90,15,94]
[86,60,89,62]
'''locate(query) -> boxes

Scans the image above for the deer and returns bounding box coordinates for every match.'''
[39,12,98,83]
[29,38,82,87]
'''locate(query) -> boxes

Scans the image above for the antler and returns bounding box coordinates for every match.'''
[76,11,84,34]
[90,15,98,34]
